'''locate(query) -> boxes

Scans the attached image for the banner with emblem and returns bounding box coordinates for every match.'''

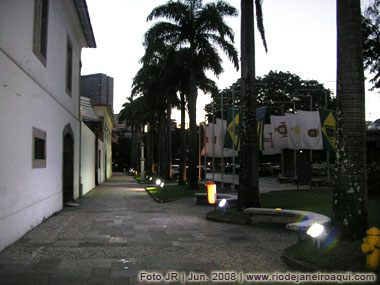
[319,109,337,151]
[262,124,281,154]
[285,113,302,149]
[270,115,289,150]
[298,110,323,150]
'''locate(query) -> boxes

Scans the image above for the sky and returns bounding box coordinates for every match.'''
[81,0,380,123]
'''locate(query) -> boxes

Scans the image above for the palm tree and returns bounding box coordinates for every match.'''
[333,0,367,239]
[145,0,239,189]
[238,0,267,209]
[119,97,148,171]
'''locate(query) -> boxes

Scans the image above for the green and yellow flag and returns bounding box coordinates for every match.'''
[224,108,240,151]
[319,109,337,151]
[256,107,267,151]
[224,107,267,152]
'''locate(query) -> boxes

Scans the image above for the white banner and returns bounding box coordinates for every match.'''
[270,115,289,150]
[262,124,281,155]
[298,110,323,150]
[285,113,302,149]
[205,119,238,157]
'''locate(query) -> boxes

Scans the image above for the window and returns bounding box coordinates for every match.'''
[66,37,73,95]
[32,127,47,168]
[33,0,49,65]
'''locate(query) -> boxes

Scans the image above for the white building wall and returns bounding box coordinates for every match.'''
[81,122,96,195]
[0,0,89,251]
[98,139,105,184]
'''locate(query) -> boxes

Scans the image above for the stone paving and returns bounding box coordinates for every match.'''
[0,174,298,284]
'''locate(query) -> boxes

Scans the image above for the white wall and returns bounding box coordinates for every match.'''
[98,139,105,184]
[81,122,96,195]
[0,0,88,251]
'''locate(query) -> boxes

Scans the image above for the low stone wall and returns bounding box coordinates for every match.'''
[244,208,331,238]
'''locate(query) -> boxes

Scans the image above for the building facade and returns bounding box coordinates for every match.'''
[81,73,114,110]
[0,0,95,251]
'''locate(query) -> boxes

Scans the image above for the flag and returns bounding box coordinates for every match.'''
[319,109,337,151]
[262,124,281,155]
[256,107,267,151]
[224,108,240,150]
[298,110,323,150]
[270,115,289,150]
[205,119,238,157]
[285,113,302,149]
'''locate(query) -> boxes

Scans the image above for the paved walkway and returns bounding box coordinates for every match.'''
[0,174,298,284]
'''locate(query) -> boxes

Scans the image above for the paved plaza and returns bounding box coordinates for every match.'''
[0,174,298,284]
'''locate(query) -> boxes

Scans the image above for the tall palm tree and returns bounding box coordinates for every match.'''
[333,0,367,239]
[119,97,148,170]
[145,0,239,188]
[239,0,267,209]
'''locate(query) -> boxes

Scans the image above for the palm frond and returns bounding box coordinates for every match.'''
[208,34,239,70]
[147,1,188,24]
[255,0,268,53]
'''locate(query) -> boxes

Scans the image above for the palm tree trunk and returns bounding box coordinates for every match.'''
[146,123,154,175]
[179,92,187,185]
[187,68,199,189]
[158,112,165,177]
[130,124,139,170]
[238,0,260,209]
[333,0,367,239]
[164,101,172,180]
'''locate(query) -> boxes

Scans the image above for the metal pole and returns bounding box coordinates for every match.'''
[198,125,201,182]
[221,91,224,189]
[140,142,145,181]
[232,86,236,190]
[325,90,331,183]
[212,102,215,182]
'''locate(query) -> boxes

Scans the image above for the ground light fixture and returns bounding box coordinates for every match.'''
[219,199,227,208]
[160,182,165,188]
[306,223,327,248]
[155,179,161,186]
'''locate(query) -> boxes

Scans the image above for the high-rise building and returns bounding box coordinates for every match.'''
[80,73,114,110]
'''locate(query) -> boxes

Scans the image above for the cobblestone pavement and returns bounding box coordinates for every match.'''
[0,174,298,284]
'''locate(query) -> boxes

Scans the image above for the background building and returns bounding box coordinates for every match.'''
[80,73,114,110]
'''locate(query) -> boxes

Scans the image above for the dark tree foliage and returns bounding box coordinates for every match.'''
[205,71,335,120]
[362,0,380,90]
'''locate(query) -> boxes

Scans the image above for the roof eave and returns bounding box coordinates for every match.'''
[73,0,96,48]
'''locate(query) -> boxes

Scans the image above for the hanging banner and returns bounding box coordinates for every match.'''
[270,115,289,150]
[319,109,337,151]
[205,119,238,157]
[256,107,267,151]
[224,108,240,151]
[285,113,302,149]
[298,110,323,150]
[262,124,281,155]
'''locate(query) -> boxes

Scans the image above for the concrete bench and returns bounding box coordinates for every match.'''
[195,193,237,207]
[244,208,331,240]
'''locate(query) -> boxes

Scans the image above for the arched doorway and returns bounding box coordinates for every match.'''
[62,125,74,205]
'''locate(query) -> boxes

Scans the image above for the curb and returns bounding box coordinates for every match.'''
[145,188,164,203]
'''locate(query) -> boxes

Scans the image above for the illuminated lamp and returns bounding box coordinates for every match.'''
[206,181,217,204]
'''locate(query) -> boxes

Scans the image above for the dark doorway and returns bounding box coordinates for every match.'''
[63,132,74,204]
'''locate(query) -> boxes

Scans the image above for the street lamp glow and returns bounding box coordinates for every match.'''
[160,182,165,188]
[155,179,161,186]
